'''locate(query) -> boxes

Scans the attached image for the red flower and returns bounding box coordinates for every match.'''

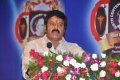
[100,77,106,80]
[81,68,87,74]
[29,49,39,58]
[108,77,113,80]
[109,70,117,75]
[33,52,39,58]
[34,70,41,76]
[38,59,44,67]
[34,75,39,80]
[29,49,35,56]
[49,60,55,66]
[38,55,43,60]
[34,70,41,80]
[104,66,109,71]
[41,71,50,79]
[52,74,59,80]
[108,61,118,68]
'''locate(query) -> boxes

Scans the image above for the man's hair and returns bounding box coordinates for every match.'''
[96,7,106,17]
[44,10,67,30]
[20,18,27,25]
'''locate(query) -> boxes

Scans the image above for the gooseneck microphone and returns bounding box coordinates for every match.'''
[47,42,56,54]
[47,42,52,49]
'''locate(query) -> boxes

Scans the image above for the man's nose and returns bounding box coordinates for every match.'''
[54,24,58,29]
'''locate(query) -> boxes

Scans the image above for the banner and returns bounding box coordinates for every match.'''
[91,0,120,54]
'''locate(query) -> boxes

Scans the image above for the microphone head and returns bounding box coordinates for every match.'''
[47,42,52,49]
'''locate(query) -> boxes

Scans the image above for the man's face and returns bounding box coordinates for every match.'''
[20,24,26,34]
[46,16,65,41]
[36,18,44,31]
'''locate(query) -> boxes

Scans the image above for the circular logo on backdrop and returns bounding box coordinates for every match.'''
[91,0,120,53]
[110,3,120,30]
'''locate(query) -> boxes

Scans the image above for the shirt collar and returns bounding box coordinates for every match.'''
[43,34,66,46]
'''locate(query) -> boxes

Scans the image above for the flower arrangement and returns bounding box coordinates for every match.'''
[27,49,120,80]
[83,53,120,80]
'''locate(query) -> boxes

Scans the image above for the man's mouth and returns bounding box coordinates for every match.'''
[52,29,60,34]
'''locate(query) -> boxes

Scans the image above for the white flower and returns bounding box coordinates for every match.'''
[75,63,81,68]
[115,71,120,77]
[80,62,86,68]
[99,70,106,77]
[90,63,98,71]
[63,60,70,66]
[56,55,63,61]
[70,58,77,66]
[41,66,48,73]
[92,54,97,59]
[79,78,85,80]
[57,66,62,73]
[43,51,49,56]
[65,74,72,80]
[101,53,106,58]
[100,61,106,67]
[118,62,120,66]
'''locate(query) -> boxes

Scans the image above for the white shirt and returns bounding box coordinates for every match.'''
[22,35,84,79]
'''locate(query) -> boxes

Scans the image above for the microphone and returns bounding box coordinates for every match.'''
[47,42,52,49]
[47,42,56,54]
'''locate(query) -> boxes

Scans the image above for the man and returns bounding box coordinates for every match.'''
[19,18,27,40]
[22,10,84,79]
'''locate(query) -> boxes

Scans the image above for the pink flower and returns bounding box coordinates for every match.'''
[104,66,109,71]
[108,61,118,68]
[38,59,45,67]
[33,52,39,58]
[70,68,80,75]
[108,77,113,80]
[81,68,87,74]
[38,55,43,60]
[34,70,41,80]
[71,76,76,80]
[92,58,101,63]
[29,49,39,58]
[109,70,117,75]
[63,54,72,61]
[29,49,35,56]
[57,67,66,76]
[41,71,50,79]
[100,77,105,80]
[49,60,55,66]
[34,70,40,75]
[84,53,91,62]
[52,74,59,80]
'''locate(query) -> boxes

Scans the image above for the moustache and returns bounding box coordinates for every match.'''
[52,29,60,33]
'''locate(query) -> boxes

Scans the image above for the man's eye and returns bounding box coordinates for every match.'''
[49,22,54,26]
[58,23,63,27]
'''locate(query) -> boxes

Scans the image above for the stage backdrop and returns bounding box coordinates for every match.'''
[0,0,105,80]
